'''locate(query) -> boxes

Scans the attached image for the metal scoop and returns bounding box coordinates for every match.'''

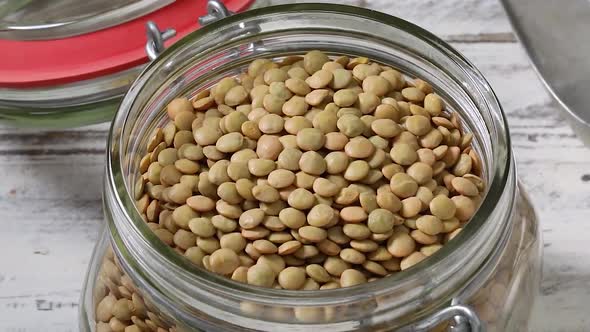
[502,0,590,146]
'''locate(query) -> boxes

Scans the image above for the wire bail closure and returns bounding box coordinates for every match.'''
[145,0,232,61]
[145,22,176,61]
[398,304,484,332]
[198,0,234,26]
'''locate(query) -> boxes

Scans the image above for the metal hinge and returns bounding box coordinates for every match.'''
[145,0,232,61]
[398,304,484,332]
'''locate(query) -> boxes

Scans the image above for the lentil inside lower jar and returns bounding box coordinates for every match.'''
[92,188,539,332]
[146,51,483,283]
[95,51,490,331]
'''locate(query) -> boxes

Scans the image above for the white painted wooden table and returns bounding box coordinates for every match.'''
[1,1,589,331]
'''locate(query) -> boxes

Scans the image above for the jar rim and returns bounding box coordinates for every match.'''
[107,1,512,316]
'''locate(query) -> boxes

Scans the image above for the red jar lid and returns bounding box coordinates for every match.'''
[0,0,254,88]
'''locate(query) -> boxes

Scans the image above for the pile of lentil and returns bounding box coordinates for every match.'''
[134,50,485,290]
[95,251,172,332]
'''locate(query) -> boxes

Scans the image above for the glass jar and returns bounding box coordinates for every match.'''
[80,4,541,331]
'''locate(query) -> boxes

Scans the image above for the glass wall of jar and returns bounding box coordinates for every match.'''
[79,4,541,331]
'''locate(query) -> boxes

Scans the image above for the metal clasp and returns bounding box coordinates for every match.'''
[398,304,484,332]
[144,0,233,61]
[198,0,234,26]
[145,22,176,61]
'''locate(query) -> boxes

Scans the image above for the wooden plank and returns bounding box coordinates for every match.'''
[269,0,515,40]
[0,131,106,156]
[0,155,103,331]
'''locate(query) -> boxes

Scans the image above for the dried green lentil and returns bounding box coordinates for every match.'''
[130,50,486,295]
